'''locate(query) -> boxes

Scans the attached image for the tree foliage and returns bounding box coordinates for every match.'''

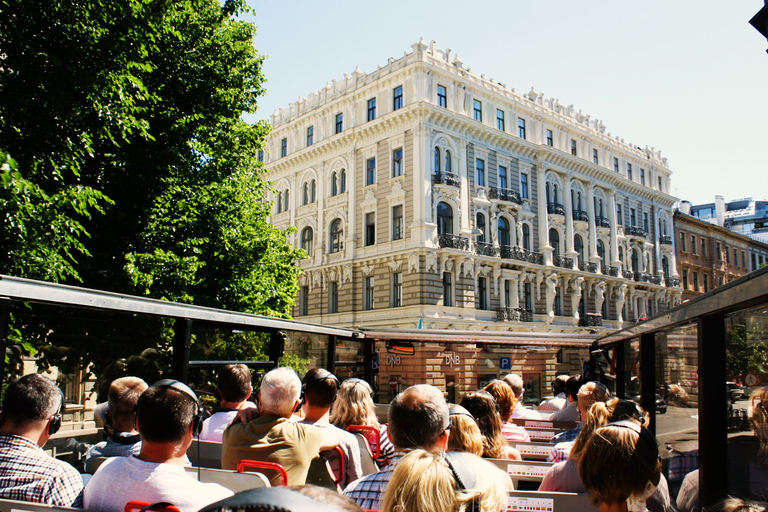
[726,322,768,380]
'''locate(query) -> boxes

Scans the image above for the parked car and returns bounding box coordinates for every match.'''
[631,394,667,414]
[726,382,745,403]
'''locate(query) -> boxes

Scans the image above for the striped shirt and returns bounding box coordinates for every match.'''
[344,453,402,510]
[501,422,531,442]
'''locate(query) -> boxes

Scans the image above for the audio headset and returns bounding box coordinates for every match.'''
[444,451,481,512]
[299,369,340,408]
[148,379,206,437]
[601,419,659,460]
[48,387,66,436]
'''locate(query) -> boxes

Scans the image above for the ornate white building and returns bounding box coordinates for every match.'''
[264,39,682,332]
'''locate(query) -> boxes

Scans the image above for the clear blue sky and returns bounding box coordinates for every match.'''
[245,0,768,206]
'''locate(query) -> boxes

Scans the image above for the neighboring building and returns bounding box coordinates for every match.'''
[689,195,768,244]
[675,208,768,302]
[265,40,682,335]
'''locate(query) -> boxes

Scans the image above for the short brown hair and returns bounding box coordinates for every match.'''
[483,380,516,422]
[218,364,252,402]
[108,377,148,424]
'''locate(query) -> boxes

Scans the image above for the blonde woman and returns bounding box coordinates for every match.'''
[331,378,394,467]
[380,449,512,512]
[447,405,484,456]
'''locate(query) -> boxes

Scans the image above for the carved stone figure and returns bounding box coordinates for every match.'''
[595,280,606,316]
[571,276,584,321]
[545,273,558,325]
[616,283,628,323]
[408,252,420,273]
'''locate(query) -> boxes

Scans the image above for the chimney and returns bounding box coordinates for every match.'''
[715,195,725,226]
[679,201,692,215]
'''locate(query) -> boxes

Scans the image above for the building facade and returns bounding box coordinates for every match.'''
[689,196,768,245]
[264,40,683,333]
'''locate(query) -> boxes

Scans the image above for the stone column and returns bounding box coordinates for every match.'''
[537,166,552,265]
[563,176,576,265]
[587,187,598,261]
[608,191,620,267]
[459,140,470,234]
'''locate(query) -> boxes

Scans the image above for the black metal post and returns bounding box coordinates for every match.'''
[0,298,11,390]
[698,314,728,508]
[326,335,336,374]
[614,341,626,399]
[640,332,656,434]
[171,318,193,383]
[363,338,374,386]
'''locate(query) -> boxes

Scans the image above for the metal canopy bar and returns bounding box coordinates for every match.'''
[360,328,597,348]
[188,360,276,370]
[0,275,357,339]
[596,265,768,346]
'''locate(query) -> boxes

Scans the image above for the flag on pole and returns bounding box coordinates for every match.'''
[417,316,423,329]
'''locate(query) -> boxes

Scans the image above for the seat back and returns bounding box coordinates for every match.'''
[352,432,380,475]
[0,498,82,512]
[124,501,181,512]
[184,467,270,492]
[511,418,577,431]
[486,459,553,491]
[507,490,598,511]
[238,459,288,487]
[345,425,380,459]
[187,439,223,469]
[508,441,555,461]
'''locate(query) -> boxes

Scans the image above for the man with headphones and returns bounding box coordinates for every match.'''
[0,373,84,506]
[199,364,255,442]
[84,379,233,512]
[297,368,363,488]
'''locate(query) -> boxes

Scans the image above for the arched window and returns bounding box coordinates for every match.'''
[331,173,338,196]
[597,240,606,269]
[445,150,452,172]
[549,228,560,257]
[522,224,531,250]
[310,179,316,203]
[283,189,290,211]
[434,147,441,172]
[574,235,584,263]
[301,227,313,254]
[546,182,551,204]
[329,219,343,253]
[619,247,624,263]
[437,202,453,235]
[498,217,511,247]
[631,248,640,273]
[340,169,346,193]
[662,256,670,277]
[276,192,282,213]
[553,184,559,204]
[476,212,486,243]
[302,182,309,206]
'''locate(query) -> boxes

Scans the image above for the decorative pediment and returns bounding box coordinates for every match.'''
[342,264,353,285]
[361,264,375,277]
[388,259,402,272]
[408,252,420,273]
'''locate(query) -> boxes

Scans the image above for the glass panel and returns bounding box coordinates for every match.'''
[283,332,328,375]
[334,338,366,381]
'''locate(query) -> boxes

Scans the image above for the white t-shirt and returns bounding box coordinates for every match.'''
[199,410,239,442]
[83,456,233,512]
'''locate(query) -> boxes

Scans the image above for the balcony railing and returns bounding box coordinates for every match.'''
[595,216,611,228]
[578,261,599,273]
[547,203,566,216]
[608,266,620,277]
[500,246,545,265]
[623,269,634,280]
[572,210,589,222]
[626,225,648,238]
[489,187,522,204]
[475,241,499,257]
[496,307,534,322]
[438,233,469,250]
[553,255,574,269]
[659,235,673,245]
[666,277,681,287]
[650,275,663,285]
[432,171,460,187]
[579,313,603,327]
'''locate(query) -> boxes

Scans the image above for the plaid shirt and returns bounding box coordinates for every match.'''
[0,434,84,507]
[551,424,581,444]
[547,441,575,463]
[343,453,402,510]
[84,434,142,472]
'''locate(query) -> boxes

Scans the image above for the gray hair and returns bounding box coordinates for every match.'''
[259,367,301,416]
[502,374,524,398]
[388,384,449,450]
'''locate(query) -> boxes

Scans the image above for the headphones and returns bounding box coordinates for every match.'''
[48,387,65,436]
[150,379,206,437]
[444,452,480,511]
[299,369,340,407]
[601,420,658,459]
[449,405,475,420]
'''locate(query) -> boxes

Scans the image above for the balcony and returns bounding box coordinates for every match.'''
[489,187,522,205]
[579,313,603,327]
[432,171,460,187]
[475,241,499,257]
[666,277,681,287]
[500,246,544,265]
[547,203,566,216]
[608,266,620,277]
[650,275,663,285]
[595,216,611,228]
[623,269,634,280]
[659,235,673,245]
[625,225,648,238]
[572,210,589,222]
[496,307,534,322]
[553,255,574,269]
[438,233,469,250]
[579,261,599,273]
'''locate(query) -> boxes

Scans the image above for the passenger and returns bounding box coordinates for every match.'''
[751,386,768,466]
[538,375,570,412]
[221,367,339,485]
[460,391,521,460]
[0,374,83,507]
[343,384,449,510]
[548,381,611,461]
[550,375,584,422]
[199,485,365,512]
[331,377,394,467]
[447,405,484,456]
[579,421,662,512]
[483,380,530,442]
[298,369,363,488]
[85,376,148,471]
[676,469,699,512]
[704,497,767,512]
[503,373,542,419]
[84,379,233,512]
[380,449,512,512]
[199,364,255,442]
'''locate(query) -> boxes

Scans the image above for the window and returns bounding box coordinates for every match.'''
[443,272,453,307]
[570,139,577,156]
[476,159,485,186]
[365,212,375,246]
[703,274,709,293]
[476,213,486,243]
[614,157,619,172]
[478,277,488,310]
[366,157,376,186]
[473,99,482,121]
[331,172,338,196]
[524,282,532,310]
[329,219,343,253]
[574,234,584,263]
[281,138,287,158]
[300,227,313,254]
[367,98,376,121]
[393,86,403,110]
[643,212,649,232]
[276,192,283,214]
[258,150,264,162]
[392,148,403,177]
[445,150,452,172]
[392,205,403,241]
[701,238,707,257]
[734,248,738,264]
[597,240,606,270]
[340,169,346,193]
[691,235,697,254]
[306,126,314,146]
[499,166,507,190]
[391,273,403,307]
[753,253,758,270]
[726,246,731,263]
[546,129,553,146]
[630,208,636,226]
[329,282,338,313]
[617,204,623,225]
[522,224,531,250]
[302,182,309,206]
[640,168,645,185]
[716,242,722,259]
[518,117,526,139]
[682,269,688,289]
[680,232,687,252]
[283,189,290,212]
[627,163,633,181]
[434,147,441,172]
[300,286,309,316]
[554,287,562,316]
[498,217,511,247]
[497,109,505,131]
[658,176,663,191]
[549,228,560,257]
[693,272,699,291]
[437,202,453,235]
[504,280,511,308]
[520,173,529,199]
[593,148,599,164]
[310,180,316,203]
[364,277,374,310]
[437,84,447,107]
[335,113,343,134]
[742,251,746,267]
